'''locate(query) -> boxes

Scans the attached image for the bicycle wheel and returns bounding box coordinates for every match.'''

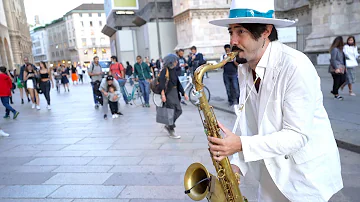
[153,93,163,107]
[189,85,211,106]
[133,86,145,106]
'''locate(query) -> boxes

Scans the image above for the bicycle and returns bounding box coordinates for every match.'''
[122,80,144,106]
[153,72,210,107]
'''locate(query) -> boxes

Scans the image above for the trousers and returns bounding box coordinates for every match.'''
[40,80,51,105]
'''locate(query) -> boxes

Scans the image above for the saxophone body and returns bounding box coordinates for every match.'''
[184,52,246,202]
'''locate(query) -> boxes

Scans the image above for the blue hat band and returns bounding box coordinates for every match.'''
[229,9,274,19]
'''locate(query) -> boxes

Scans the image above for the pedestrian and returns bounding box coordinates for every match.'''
[175,49,188,105]
[18,57,32,104]
[23,63,40,109]
[125,61,134,86]
[188,46,206,77]
[159,54,189,139]
[99,75,123,120]
[71,64,78,85]
[133,55,152,107]
[76,63,84,84]
[39,61,54,109]
[61,65,70,92]
[88,56,103,109]
[109,56,128,104]
[0,127,9,137]
[221,44,240,106]
[0,66,19,119]
[107,84,120,119]
[207,0,343,201]
[341,36,360,96]
[329,36,346,100]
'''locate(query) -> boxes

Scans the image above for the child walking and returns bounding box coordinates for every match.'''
[108,84,120,119]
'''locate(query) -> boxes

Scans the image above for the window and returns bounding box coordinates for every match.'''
[81,21,84,27]
[99,21,102,26]
[79,13,82,17]
[98,13,101,17]
[82,38,87,47]
[89,13,92,17]
[51,52,55,57]
[60,50,64,56]
[91,38,96,46]
[90,21,93,27]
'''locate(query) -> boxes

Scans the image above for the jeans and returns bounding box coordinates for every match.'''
[139,79,150,104]
[1,96,16,116]
[331,73,346,95]
[127,75,134,86]
[40,80,51,105]
[117,79,129,104]
[223,73,240,104]
[90,82,99,104]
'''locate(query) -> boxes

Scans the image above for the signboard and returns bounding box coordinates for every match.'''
[104,0,139,19]
[277,27,297,43]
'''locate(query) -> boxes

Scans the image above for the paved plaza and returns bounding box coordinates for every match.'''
[0,71,359,201]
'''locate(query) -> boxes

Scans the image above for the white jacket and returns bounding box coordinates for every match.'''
[343,44,360,67]
[231,41,343,202]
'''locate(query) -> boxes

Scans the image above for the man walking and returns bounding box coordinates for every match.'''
[88,56,103,109]
[133,55,152,107]
[18,57,32,104]
[0,66,19,120]
[176,49,188,105]
[221,44,240,106]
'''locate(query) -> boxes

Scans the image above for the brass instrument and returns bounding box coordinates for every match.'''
[184,52,246,202]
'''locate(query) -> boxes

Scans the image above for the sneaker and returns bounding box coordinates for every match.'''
[13,112,19,119]
[115,114,119,118]
[350,92,356,96]
[112,114,116,119]
[104,114,108,120]
[3,115,10,119]
[21,99,24,104]
[146,104,150,108]
[47,105,51,110]
[0,130,9,137]
[36,105,41,110]
[181,100,187,105]
[95,104,99,109]
[31,104,35,109]
[334,95,344,101]
[117,112,123,116]
[27,98,31,102]
[169,130,181,139]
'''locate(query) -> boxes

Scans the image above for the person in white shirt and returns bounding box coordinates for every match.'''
[205,0,343,202]
[342,36,360,96]
[76,64,84,84]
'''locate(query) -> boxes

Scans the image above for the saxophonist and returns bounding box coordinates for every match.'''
[207,0,343,201]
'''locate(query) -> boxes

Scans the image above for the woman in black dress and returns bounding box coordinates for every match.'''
[61,65,70,92]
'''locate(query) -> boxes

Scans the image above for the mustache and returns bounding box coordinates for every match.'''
[231,46,244,52]
[231,46,247,64]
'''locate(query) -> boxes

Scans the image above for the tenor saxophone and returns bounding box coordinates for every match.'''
[184,52,246,202]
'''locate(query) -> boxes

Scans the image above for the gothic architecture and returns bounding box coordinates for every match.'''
[2,0,32,69]
[172,0,231,60]
[275,0,360,65]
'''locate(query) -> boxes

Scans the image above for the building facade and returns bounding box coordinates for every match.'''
[64,4,111,65]
[46,18,70,66]
[172,0,231,60]
[2,0,32,68]
[0,0,13,68]
[30,26,49,65]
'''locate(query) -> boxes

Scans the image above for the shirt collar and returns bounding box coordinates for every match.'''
[253,42,272,80]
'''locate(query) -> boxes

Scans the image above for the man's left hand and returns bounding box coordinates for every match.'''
[208,121,242,161]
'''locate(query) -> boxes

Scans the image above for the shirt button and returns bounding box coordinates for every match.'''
[285,155,289,159]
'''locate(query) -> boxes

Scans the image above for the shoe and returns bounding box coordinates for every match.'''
[115,114,119,118]
[28,98,31,102]
[334,95,344,101]
[349,91,356,96]
[31,104,35,109]
[36,105,41,110]
[146,104,150,108]
[47,105,51,110]
[112,114,116,119]
[21,99,24,104]
[10,101,14,104]
[13,112,19,119]
[181,100,187,105]
[104,114,108,120]
[117,112,123,116]
[168,130,181,139]
[95,104,99,109]
[0,130,9,137]
[3,115,10,119]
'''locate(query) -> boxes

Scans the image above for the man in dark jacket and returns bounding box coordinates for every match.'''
[188,46,207,77]
[176,49,188,105]
[221,44,240,106]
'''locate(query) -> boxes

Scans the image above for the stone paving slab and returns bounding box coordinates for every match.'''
[104,172,183,186]
[73,200,129,202]
[48,185,125,199]
[8,145,68,151]
[88,157,143,166]
[108,165,171,173]
[0,199,72,202]
[62,144,113,151]
[0,157,34,166]
[0,185,60,198]
[83,150,143,157]
[25,157,94,166]
[0,173,56,185]
[0,151,40,157]
[44,173,113,185]
[118,186,188,200]
[0,165,58,173]
[53,166,113,173]
[34,151,88,157]
[41,138,84,145]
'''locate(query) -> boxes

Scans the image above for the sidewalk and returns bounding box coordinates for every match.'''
[203,67,360,151]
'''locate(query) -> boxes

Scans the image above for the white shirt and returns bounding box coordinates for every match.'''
[343,44,360,67]
[76,66,83,75]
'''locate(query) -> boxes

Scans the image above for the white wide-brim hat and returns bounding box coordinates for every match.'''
[209,0,295,28]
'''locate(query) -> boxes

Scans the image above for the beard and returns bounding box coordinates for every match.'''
[231,46,248,64]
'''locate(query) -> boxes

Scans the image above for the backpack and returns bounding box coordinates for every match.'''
[150,68,169,94]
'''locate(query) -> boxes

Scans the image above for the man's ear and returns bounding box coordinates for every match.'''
[262,25,273,39]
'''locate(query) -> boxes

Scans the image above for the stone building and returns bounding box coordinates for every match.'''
[172,0,231,60]
[2,0,32,68]
[275,0,360,65]
[0,0,13,68]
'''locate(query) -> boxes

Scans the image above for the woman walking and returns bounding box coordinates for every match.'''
[23,63,41,109]
[71,64,78,85]
[329,36,347,100]
[158,54,188,139]
[342,36,360,96]
[39,61,54,109]
[61,65,70,92]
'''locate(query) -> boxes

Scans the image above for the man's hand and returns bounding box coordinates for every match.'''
[208,121,242,161]
[231,164,241,184]
[184,94,189,101]
[161,95,166,103]
[103,92,108,97]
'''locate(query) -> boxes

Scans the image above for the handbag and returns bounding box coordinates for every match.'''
[156,105,175,125]
[329,64,345,74]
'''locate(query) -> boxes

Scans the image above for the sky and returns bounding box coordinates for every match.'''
[24,0,104,25]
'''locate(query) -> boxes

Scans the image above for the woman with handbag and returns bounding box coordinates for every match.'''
[23,63,41,109]
[329,36,347,100]
[342,36,360,96]
[158,54,189,139]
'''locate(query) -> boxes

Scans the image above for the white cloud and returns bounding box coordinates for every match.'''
[24,0,104,25]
